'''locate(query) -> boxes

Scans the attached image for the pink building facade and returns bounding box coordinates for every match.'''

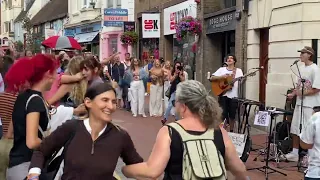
[100,30,132,61]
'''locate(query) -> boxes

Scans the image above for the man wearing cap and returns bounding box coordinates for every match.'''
[284,46,320,162]
[209,55,243,132]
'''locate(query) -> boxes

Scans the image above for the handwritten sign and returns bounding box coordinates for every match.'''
[254,111,270,127]
[228,132,247,157]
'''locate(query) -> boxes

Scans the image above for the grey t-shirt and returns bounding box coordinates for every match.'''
[89,77,104,88]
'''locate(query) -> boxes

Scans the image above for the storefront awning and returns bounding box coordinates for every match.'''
[74,32,99,43]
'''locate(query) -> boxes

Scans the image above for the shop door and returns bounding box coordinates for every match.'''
[221,31,235,65]
[259,29,269,104]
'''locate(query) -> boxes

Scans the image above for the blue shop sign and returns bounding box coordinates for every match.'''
[75,23,101,34]
[104,8,128,27]
[64,29,75,37]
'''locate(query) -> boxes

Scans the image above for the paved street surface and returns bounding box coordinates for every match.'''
[112,108,305,180]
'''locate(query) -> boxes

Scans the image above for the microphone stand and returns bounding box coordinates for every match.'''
[294,62,304,172]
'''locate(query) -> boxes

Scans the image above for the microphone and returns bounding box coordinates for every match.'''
[252,66,264,70]
[290,59,299,67]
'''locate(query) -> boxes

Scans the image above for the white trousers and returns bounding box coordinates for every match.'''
[129,80,145,116]
[149,84,163,116]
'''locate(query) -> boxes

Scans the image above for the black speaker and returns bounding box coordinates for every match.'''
[243,0,249,11]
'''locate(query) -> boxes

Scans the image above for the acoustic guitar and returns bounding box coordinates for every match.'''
[211,71,257,96]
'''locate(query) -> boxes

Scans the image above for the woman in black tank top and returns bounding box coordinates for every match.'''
[122,80,248,179]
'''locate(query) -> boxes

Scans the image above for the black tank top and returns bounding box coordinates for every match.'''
[164,126,225,180]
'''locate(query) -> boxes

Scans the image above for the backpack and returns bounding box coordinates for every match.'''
[167,122,227,180]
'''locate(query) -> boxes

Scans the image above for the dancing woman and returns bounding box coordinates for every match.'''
[122,80,247,180]
[27,83,143,180]
[4,54,58,180]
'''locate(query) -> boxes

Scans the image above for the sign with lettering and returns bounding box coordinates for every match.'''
[228,132,247,157]
[104,8,128,27]
[142,13,160,38]
[124,21,135,32]
[163,0,197,35]
[206,11,237,34]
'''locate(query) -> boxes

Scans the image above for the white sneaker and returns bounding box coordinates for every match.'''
[281,152,299,162]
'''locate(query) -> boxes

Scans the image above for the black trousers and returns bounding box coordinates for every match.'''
[218,96,237,123]
[122,85,130,109]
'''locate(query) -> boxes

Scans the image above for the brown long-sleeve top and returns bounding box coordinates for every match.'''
[29,120,143,180]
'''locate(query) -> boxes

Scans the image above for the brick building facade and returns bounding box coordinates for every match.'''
[135,0,248,90]
[196,0,248,91]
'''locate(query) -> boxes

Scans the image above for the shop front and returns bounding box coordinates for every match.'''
[100,8,132,61]
[65,22,101,55]
[139,13,160,63]
[163,0,197,79]
[205,8,239,65]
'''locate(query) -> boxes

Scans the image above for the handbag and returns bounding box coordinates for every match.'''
[165,86,171,98]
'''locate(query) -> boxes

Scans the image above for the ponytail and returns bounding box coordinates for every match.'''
[5,54,58,93]
[199,95,222,129]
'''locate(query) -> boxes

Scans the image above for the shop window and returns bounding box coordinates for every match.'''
[116,0,121,8]
[107,0,113,8]
[50,22,54,29]
[140,38,159,64]
[221,31,235,64]
[224,0,236,8]
[109,36,118,55]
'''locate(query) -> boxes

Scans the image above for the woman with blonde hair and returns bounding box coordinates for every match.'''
[47,56,87,108]
[122,80,248,180]
[149,59,164,117]
[123,58,148,117]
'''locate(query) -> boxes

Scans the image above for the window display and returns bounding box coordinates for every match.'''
[140,38,159,64]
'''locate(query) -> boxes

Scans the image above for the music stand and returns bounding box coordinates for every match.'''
[247,107,287,179]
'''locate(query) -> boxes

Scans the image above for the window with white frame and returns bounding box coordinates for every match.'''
[116,0,121,8]
[83,0,88,8]
[107,0,121,8]
[107,0,113,8]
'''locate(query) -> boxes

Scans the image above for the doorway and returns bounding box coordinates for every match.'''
[221,30,235,64]
[259,29,269,104]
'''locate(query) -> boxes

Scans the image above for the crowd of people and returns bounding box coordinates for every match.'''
[0,50,248,180]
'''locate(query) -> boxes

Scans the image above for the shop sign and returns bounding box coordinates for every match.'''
[163,0,197,35]
[64,29,75,37]
[104,8,128,27]
[142,13,160,38]
[124,21,135,32]
[206,11,236,34]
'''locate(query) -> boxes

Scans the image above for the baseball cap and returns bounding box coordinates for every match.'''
[298,46,314,55]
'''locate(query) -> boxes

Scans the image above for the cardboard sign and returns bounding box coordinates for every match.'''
[228,132,247,157]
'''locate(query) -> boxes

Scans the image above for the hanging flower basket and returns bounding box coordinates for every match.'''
[120,31,138,45]
[175,16,202,42]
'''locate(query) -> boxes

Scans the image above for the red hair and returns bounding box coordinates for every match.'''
[5,54,59,93]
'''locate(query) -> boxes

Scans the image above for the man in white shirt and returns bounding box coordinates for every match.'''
[300,107,320,180]
[284,46,320,162]
[210,55,243,132]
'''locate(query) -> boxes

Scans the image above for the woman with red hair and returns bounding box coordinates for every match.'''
[5,54,58,180]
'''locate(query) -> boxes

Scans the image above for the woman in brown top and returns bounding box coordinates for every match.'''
[149,59,164,117]
[27,82,143,180]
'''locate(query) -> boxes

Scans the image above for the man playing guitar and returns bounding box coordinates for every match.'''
[210,55,243,132]
[283,46,320,162]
